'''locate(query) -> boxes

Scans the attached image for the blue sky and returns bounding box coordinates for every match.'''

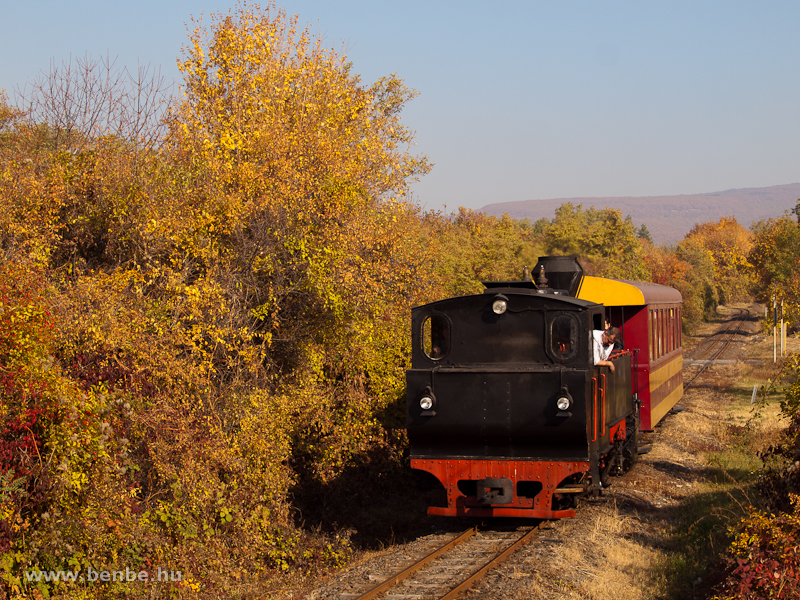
[2,1,799,213]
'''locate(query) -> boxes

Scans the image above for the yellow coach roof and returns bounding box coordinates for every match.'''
[576,276,682,307]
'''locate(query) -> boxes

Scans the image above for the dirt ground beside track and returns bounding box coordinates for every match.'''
[298,303,795,600]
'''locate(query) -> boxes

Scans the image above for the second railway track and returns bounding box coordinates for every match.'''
[683,307,750,390]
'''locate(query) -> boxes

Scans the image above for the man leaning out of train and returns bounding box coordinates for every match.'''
[593,327,621,373]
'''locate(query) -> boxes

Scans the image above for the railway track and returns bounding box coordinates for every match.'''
[683,307,750,390]
[332,526,539,600]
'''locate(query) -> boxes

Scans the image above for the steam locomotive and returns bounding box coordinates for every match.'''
[406,256,682,518]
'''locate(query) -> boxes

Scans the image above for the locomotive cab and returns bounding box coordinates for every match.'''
[407,258,640,519]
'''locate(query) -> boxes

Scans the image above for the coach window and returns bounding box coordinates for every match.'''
[670,308,676,352]
[550,313,579,361]
[655,310,660,359]
[653,310,657,359]
[667,309,672,352]
[651,310,657,359]
[422,314,450,360]
[657,310,663,358]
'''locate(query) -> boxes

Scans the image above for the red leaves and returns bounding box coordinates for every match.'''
[66,350,156,397]
[719,503,800,599]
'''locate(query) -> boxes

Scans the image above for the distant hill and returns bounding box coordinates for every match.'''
[480,183,800,245]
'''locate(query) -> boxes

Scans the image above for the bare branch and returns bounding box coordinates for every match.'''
[13,53,175,151]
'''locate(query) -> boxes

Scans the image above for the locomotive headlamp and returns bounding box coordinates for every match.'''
[419,388,436,415]
[556,396,572,411]
[492,294,509,315]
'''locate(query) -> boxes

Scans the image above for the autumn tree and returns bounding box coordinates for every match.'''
[540,203,648,280]
[421,208,541,298]
[0,94,66,264]
[749,210,800,325]
[159,0,431,479]
[0,56,173,269]
[678,216,753,305]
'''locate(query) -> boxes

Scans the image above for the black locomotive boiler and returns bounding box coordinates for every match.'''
[406,256,681,518]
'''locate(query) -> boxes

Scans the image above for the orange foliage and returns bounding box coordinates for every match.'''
[640,241,691,287]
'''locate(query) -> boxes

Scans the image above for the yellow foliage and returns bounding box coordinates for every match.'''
[680,216,753,304]
[1,2,432,594]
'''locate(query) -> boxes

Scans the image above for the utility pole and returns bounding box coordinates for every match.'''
[781,299,785,357]
[773,295,777,363]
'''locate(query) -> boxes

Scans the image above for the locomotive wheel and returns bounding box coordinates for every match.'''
[552,473,587,510]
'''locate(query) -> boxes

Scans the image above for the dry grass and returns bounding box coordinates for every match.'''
[569,505,659,599]
[483,502,659,600]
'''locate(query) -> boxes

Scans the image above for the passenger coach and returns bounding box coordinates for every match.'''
[406,256,683,518]
[576,274,683,430]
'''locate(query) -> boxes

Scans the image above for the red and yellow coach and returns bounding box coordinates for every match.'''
[577,276,683,430]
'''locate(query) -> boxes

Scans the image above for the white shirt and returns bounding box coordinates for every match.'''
[593,330,613,365]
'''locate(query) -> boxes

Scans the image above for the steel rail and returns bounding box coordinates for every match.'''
[692,309,745,361]
[351,526,539,600]
[352,527,477,600]
[684,308,748,391]
[438,526,540,600]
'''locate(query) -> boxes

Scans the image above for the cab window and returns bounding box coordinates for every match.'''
[550,313,579,361]
[422,314,450,360]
